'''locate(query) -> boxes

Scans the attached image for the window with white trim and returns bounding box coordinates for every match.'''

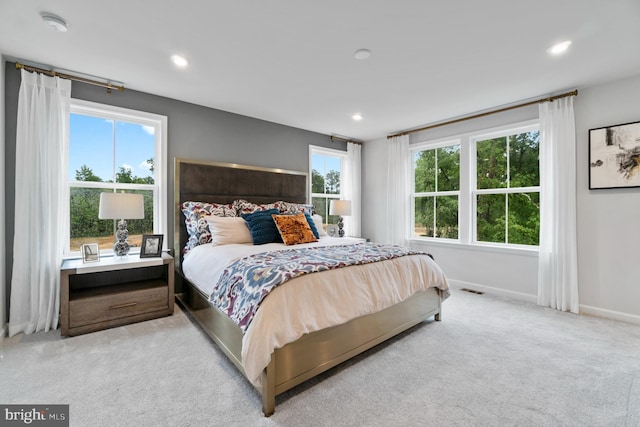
[473,126,540,245]
[411,121,540,248]
[412,142,460,239]
[309,146,346,227]
[67,100,167,256]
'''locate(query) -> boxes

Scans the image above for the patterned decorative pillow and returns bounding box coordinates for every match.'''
[273,213,318,245]
[233,199,313,215]
[241,209,282,245]
[233,199,279,215]
[181,201,236,254]
[274,201,313,214]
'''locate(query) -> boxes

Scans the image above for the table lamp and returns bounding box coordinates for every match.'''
[329,199,351,237]
[99,192,144,256]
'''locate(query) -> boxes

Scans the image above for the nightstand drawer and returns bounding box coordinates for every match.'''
[69,286,169,328]
[61,254,174,336]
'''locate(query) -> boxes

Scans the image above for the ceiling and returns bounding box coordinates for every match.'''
[1,1,639,141]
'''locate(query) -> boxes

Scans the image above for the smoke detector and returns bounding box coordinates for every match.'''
[41,13,69,32]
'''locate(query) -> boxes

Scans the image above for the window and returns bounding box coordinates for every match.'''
[67,100,167,256]
[474,127,540,245]
[410,120,540,248]
[412,143,460,239]
[310,146,346,227]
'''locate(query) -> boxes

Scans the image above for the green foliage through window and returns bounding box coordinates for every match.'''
[413,144,460,239]
[69,185,154,240]
[310,150,343,227]
[411,126,540,247]
[476,130,540,246]
[68,110,158,253]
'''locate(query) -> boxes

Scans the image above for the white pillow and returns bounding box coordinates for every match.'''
[204,216,253,245]
[312,214,328,236]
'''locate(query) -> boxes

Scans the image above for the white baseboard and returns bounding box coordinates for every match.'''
[448,279,537,304]
[579,304,640,326]
[0,324,6,342]
[449,279,640,326]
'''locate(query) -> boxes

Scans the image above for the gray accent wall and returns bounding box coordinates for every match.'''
[3,61,344,322]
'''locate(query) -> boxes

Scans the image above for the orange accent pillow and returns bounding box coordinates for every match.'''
[272,213,318,245]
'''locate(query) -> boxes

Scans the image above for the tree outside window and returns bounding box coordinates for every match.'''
[67,104,164,255]
[475,130,540,245]
[310,148,344,228]
[413,144,460,239]
[410,122,540,248]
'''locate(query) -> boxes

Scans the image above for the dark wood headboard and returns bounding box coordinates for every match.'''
[173,158,308,267]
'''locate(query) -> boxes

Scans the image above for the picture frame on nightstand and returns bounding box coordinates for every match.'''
[140,234,163,258]
[326,224,338,237]
[81,243,100,263]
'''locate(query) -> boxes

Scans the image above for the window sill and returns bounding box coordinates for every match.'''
[63,249,142,261]
[408,238,539,257]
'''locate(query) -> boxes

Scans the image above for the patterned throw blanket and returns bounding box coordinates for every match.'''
[209,243,429,333]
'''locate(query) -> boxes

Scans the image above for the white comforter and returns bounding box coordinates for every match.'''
[182,237,450,387]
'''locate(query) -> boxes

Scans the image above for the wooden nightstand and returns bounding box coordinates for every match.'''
[60,253,174,336]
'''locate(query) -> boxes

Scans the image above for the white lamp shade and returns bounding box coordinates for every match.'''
[98,192,144,220]
[329,199,352,216]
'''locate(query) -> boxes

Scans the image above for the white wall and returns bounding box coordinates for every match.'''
[1,53,6,340]
[363,74,640,324]
[575,73,640,323]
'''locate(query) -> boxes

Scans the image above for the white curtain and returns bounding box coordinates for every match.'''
[9,70,71,336]
[343,142,361,237]
[537,96,579,313]
[385,134,410,246]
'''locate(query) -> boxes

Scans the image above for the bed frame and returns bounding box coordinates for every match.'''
[173,158,442,416]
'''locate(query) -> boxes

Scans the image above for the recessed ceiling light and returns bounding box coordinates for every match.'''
[352,113,363,121]
[171,55,189,68]
[41,12,68,32]
[354,49,372,60]
[548,40,572,56]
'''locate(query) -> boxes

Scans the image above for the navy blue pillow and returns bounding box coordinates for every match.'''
[304,212,320,239]
[241,209,282,245]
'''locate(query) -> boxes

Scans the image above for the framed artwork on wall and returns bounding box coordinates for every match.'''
[589,120,640,189]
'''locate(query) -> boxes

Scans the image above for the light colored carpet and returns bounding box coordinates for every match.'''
[1,290,639,427]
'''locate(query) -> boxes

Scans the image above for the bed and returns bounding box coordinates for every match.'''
[173,158,450,416]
